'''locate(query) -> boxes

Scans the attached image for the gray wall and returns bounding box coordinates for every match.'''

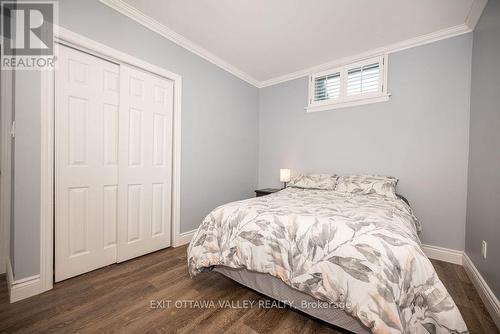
[9,4,44,278]
[12,71,41,279]
[60,0,259,233]
[466,0,500,298]
[11,0,259,279]
[9,0,487,282]
[258,34,473,250]
[10,71,15,275]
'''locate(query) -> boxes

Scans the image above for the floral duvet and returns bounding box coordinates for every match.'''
[187,187,468,334]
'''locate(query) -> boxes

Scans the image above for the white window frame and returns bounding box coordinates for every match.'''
[307,55,390,113]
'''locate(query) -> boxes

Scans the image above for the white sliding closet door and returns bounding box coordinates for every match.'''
[117,64,173,262]
[55,46,174,281]
[55,45,120,282]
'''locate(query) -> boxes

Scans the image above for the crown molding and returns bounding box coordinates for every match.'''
[100,0,483,89]
[465,0,488,30]
[258,23,472,88]
[99,0,260,87]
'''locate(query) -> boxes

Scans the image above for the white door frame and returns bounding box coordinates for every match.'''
[40,26,182,292]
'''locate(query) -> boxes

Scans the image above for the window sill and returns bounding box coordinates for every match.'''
[305,94,391,113]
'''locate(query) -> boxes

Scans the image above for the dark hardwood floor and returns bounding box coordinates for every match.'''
[0,246,497,333]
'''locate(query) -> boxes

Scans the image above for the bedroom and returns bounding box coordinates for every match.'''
[0,0,499,333]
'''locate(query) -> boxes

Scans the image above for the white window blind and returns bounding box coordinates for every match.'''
[347,63,380,96]
[308,55,388,112]
[314,72,340,101]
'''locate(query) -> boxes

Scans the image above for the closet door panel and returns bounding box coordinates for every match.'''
[55,45,119,282]
[117,64,173,262]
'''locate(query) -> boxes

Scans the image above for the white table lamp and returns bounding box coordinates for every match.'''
[280,169,291,189]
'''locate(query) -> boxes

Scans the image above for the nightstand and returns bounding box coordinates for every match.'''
[255,188,281,197]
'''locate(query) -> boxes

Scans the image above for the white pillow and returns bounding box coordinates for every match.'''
[335,175,398,198]
[288,173,338,191]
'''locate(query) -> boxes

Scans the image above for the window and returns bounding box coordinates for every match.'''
[307,55,389,112]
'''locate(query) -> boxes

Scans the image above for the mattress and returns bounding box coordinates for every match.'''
[214,265,370,334]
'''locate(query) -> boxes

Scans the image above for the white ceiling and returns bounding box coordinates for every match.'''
[116,0,481,85]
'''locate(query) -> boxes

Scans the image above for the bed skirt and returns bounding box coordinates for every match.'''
[214,266,371,334]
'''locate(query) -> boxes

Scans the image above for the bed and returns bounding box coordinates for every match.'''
[187,177,468,334]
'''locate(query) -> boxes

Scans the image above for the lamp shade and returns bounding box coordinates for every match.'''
[280,169,291,182]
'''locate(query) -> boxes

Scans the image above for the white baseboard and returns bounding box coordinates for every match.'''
[421,245,499,329]
[5,234,497,330]
[175,234,464,265]
[421,244,463,265]
[6,259,43,303]
[172,234,464,264]
[463,253,500,329]
[174,229,196,247]
[5,226,198,302]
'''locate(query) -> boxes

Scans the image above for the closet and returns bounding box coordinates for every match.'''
[55,45,173,282]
